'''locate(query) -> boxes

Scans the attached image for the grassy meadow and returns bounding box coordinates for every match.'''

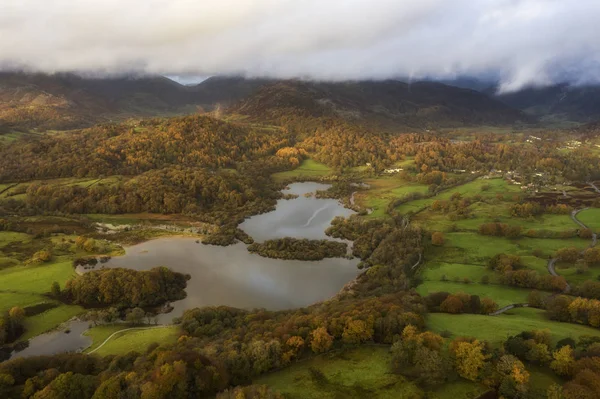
[84,325,180,356]
[427,307,600,346]
[272,159,332,181]
[256,346,488,399]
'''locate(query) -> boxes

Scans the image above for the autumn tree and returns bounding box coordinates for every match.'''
[584,247,600,267]
[450,338,489,381]
[431,232,445,246]
[527,290,544,308]
[556,247,580,263]
[392,326,448,386]
[550,345,575,377]
[480,298,498,314]
[440,295,464,314]
[310,327,333,353]
[283,336,305,363]
[496,355,530,398]
[342,319,373,345]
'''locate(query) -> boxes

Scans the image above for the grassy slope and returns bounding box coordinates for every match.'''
[396,178,520,214]
[20,305,84,340]
[427,307,600,346]
[357,176,429,218]
[416,201,576,233]
[578,208,600,232]
[0,231,124,339]
[0,259,85,339]
[416,281,531,307]
[84,325,180,356]
[272,159,332,181]
[256,346,487,399]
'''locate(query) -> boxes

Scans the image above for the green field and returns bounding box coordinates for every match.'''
[84,325,180,356]
[417,280,531,307]
[421,262,500,284]
[415,201,577,233]
[0,259,83,338]
[396,178,521,215]
[578,208,600,232]
[272,159,332,181]
[427,308,600,346]
[357,176,429,218]
[0,230,122,341]
[0,260,76,296]
[20,305,83,341]
[256,346,487,399]
[428,232,588,265]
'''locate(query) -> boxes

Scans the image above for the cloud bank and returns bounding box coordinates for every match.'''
[1,0,599,91]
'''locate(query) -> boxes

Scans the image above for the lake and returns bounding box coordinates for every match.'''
[9,183,359,358]
[104,182,359,322]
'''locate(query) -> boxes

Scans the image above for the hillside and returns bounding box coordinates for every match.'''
[0,73,531,133]
[492,83,600,123]
[0,73,267,132]
[231,80,530,129]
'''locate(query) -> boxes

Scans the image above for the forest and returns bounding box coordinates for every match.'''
[247,238,347,260]
[1,84,600,399]
[63,267,189,308]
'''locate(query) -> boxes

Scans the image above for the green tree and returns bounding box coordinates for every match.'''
[126,307,145,325]
[50,281,61,298]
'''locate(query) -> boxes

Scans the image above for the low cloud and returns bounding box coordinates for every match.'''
[2,0,599,90]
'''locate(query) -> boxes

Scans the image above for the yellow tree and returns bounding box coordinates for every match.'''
[451,339,489,381]
[310,327,333,354]
[342,319,373,345]
[551,345,575,377]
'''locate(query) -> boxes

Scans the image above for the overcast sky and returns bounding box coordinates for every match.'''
[1,0,599,91]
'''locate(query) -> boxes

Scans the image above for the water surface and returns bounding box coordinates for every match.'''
[11,320,91,359]
[240,182,354,241]
[8,182,359,359]
[105,238,359,323]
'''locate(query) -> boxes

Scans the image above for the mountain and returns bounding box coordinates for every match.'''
[0,72,530,133]
[491,83,600,123]
[230,80,530,129]
[436,77,496,92]
[0,72,268,132]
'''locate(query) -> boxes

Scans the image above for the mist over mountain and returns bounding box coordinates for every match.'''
[0,72,532,132]
[491,83,600,123]
[2,1,600,91]
[231,80,529,129]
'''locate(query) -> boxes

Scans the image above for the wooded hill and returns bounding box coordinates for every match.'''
[230,80,530,129]
[491,83,600,123]
[0,72,531,132]
[0,73,266,132]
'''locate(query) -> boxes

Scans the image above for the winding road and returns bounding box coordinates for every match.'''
[489,303,529,316]
[86,325,170,355]
[491,206,598,315]
[589,181,600,194]
[546,208,597,294]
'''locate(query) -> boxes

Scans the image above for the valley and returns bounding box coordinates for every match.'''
[0,74,599,399]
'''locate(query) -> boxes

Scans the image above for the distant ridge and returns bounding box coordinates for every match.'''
[0,72,530,131]
[230,79,530,129]
[491,83,600,123]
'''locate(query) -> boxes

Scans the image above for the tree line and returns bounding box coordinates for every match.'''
[247,238,348,260]
[63,267,189,309]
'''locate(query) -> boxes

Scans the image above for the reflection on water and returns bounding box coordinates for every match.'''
[7,182,359,359]
[10,320,91,360]
[240,182,354,242]
[104,182,359,323]
[105,238,359,323]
